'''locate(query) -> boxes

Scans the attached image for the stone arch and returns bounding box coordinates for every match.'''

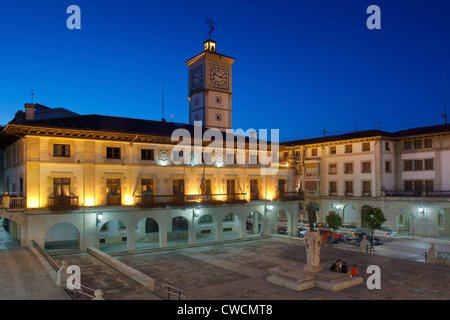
[245,211,264,236]
[275,209,292,235]
[343,204,356,224]
[196,213,218,244]
[44,222,80,251]
[98,219,128,253]
[361,205,372,227]
[135,217,160,250]
[437,208,450,237]
[168,216,190,246]
[221,212,241,241]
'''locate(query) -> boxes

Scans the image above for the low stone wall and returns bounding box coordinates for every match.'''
[87,247,155,291]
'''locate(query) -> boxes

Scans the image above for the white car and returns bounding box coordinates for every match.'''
[337,224,363,235]
[373,227,398,237]
[298,227,308,238]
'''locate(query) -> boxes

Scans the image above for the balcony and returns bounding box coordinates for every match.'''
[385,189,450,198]
[0,195,26,209]
[47,195,79,212]
[274,191,304,201]
[134,193,248,209]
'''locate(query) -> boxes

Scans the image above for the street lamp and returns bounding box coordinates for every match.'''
[96,212,103,226]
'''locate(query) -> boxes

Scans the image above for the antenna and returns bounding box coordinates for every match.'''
[444,74,448,125]
[162,84,166,122]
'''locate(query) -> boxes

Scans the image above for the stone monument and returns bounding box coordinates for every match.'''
[303,202,322,272]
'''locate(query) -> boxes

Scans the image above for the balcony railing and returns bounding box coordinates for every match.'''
[385,189,450,198]
[10,197,26,208]
[274,191,304,201]
[134,193,248,208]
[48,196,79,206]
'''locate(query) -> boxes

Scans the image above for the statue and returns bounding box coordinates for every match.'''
[306,201,317,231]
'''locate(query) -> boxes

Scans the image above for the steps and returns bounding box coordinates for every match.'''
[267,263,363,292]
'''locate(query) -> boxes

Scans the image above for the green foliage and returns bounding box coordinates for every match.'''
[364,206,386,231]
[325,212,342,233]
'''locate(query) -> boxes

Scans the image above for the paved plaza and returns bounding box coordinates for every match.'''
[2,222,449,301]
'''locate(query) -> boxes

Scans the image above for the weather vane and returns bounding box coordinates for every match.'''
[206,17,215,39]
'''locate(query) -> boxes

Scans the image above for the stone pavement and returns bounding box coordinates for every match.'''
[1,225,450,300]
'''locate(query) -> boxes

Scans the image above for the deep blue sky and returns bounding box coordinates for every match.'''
[1,0,449,141]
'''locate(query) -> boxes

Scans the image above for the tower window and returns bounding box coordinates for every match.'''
[216,96,221,104]
[216,114,222,121]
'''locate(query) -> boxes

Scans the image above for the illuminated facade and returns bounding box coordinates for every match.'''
[281,126,450,239]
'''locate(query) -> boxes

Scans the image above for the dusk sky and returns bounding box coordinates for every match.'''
[1,0,449,142]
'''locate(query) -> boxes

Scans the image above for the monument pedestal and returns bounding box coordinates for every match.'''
[303,231,323,273]
[266,230,363,292]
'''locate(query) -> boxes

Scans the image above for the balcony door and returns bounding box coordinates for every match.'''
[227,179,236,201]
[106,179,121,205]
[173,179,185,202]
[250,179,259,200]
[54,178,71,205]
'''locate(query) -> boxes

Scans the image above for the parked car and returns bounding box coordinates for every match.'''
[318,228,344,242]
[298,227,308,238]
[338,224,364,235]
[373,227,398,237]
[298,219,310,228]
[351,235,382,246]
[316,222,328,228]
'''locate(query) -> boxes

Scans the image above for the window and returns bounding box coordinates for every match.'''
[404,181,413,191]
[414,180,423,191]
[362,142,370,152]
[216,113,222,121]
[362,181,371,196]
[345,144,352,153]
[385,160,391,173]
[329,146,336,154]
[425,159,434,170]
[345,181,353,195]
[404,141,412,150]
[344,162,353,174]
[107,147,121,159]
[201,179,212,195]
[216,96,221,104]
[424,138,432,148]
[425,180,434,191]
[141,179,155,196]
[54,144,70,157]
[141,149,154,161]
[106,179,121,205]
[404,160,413,171]
[414,140,422,149]
[414,159,423,171]
[361,161,371,173]
[329,181,337,195]
[305,181,318,191]
[311,148,318,157]
[328,163,337,174]
[385,142,390,151]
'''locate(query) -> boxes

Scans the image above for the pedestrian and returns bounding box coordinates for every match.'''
[350,264,360,277]
[340,261,348,274]
[330,259,341,272]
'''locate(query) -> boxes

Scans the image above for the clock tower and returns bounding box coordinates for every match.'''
[185,39,235,131]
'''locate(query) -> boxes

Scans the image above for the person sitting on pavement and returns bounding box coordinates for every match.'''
[330,259,341,272]
[350,264,360,277]
[340,261,348,274]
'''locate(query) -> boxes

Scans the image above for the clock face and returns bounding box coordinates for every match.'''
[191,66,203,90]
[209,64,229,90]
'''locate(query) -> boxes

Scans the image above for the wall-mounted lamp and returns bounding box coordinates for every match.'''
[96,212,103,226]
[266,203,273,212]
[419,207,424,216]
[194,207,201,218]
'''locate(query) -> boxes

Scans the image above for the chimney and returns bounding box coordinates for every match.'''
[24,103,35,120]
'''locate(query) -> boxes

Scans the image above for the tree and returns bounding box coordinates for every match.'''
[325,212,342,235]
[364,206,386,253]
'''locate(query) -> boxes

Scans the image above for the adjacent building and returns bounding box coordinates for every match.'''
[281,125,450,239]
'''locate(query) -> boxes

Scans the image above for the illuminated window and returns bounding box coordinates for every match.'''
[54,144,70,157]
